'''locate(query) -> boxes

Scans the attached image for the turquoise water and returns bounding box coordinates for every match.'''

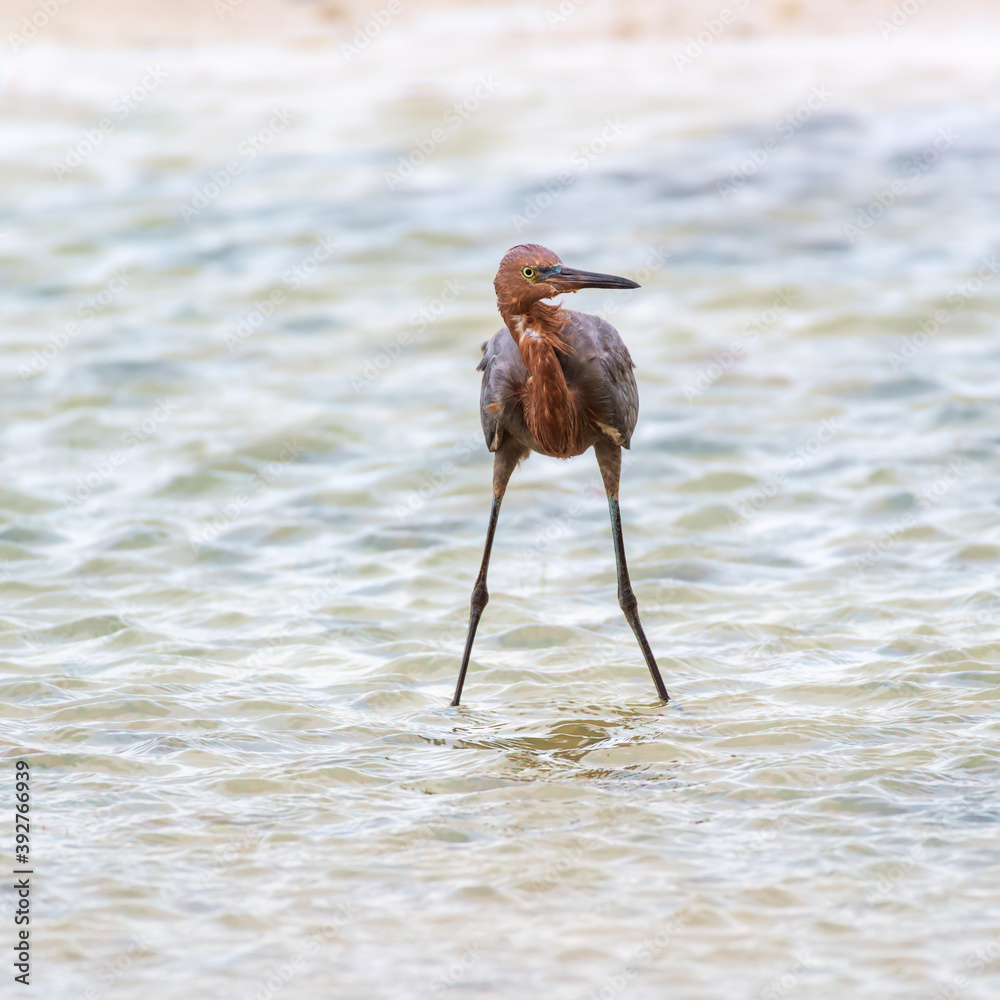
[3,27,1000,1000]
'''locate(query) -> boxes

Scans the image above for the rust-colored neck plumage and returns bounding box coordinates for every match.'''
[501,299,583,458]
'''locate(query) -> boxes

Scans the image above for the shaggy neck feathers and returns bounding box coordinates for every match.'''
[499,300,582,458]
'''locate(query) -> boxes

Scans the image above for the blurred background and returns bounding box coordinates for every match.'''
[3,1,1000,998]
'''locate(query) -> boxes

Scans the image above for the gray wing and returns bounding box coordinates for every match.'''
[477,327,528,453]
[560,310,639,448]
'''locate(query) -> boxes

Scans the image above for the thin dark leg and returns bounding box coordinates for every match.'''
[451,443,522,706]
[596,443,669,702]
[451,496,500,706]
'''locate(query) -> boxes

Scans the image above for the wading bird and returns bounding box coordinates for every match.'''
[451,244,669,706]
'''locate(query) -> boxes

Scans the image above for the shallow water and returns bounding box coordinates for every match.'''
[3,23,1000,1000]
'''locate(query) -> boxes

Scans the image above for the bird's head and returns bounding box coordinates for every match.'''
[493,244,640,315]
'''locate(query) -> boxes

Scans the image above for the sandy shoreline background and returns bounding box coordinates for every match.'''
[2,0,999,48]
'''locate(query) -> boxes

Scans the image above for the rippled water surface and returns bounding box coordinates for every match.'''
[4,23,1000,1000]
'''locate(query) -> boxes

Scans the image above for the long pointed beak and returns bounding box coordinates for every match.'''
[546,266,640,292]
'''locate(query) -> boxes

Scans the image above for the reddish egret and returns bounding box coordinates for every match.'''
[451,244,669,706]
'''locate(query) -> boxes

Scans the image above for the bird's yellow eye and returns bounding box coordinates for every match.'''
[521,266,535,280]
